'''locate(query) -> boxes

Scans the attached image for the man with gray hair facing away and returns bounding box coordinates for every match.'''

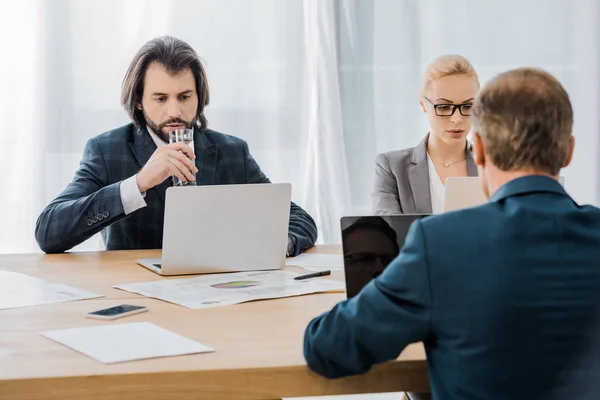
[303,67,600,400]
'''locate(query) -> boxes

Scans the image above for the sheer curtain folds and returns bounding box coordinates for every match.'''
[0,0,598,254]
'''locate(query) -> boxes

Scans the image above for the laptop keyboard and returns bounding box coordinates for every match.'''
[153,263,162,269]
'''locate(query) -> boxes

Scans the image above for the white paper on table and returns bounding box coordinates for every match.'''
[114,270,344,309]
[41,322,214,364]
[285,253,344,271]
[283,393,403,400]
[0,270,103,310]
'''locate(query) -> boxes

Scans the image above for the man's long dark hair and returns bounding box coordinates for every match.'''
[121,35,210,131]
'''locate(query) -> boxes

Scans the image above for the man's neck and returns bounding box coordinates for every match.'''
[483,166,560,198]
[427,133,467,163]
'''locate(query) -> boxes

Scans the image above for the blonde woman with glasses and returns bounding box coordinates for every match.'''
[373,55,480,214]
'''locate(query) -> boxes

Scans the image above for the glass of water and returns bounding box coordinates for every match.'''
[168,128,196,186]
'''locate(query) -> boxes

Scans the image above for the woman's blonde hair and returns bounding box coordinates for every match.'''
[420,54,479,97]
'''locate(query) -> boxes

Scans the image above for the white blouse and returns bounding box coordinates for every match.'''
[427,154,445,214]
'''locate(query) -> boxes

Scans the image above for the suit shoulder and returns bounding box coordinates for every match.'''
[419,203,499,238]
[203,129,248,149]
[375,148,415,176]
[577,203,600,214]
[377,147,415,164]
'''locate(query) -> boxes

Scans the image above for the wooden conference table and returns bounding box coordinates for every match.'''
[0,246,428,400]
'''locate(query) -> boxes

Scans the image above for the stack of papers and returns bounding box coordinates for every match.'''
[285,253,344,272]
[41,322,214,364]
[115,270,344,309]
[0,270,103,310]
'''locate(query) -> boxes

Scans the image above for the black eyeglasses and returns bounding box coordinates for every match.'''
[423,97,473,117]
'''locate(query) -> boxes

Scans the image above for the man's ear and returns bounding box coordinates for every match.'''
[562,135,575,168]
[136,103,143,111]
[472,132,485,167]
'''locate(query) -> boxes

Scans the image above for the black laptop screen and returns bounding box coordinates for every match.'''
[341,214,428,298]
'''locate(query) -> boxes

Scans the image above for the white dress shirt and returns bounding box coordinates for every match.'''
[427,154,445,214]
[119,128,194,215]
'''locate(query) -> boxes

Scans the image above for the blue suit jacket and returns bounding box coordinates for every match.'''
[35,123,317,254]
[304,176,600,399]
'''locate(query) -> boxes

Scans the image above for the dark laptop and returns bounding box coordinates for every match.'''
[341,214,429,298]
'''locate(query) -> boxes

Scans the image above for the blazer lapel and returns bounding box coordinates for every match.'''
[194,129,217,185]
[466,153,478,176]
[408,134,433,214]
[128,128,156,169]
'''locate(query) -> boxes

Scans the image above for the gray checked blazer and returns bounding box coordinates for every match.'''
[372,134,478,214]
[35,123,318,255]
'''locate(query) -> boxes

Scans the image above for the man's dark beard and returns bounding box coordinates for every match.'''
[143,110,193,143]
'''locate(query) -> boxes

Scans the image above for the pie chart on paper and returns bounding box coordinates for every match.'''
[211,281,261,289]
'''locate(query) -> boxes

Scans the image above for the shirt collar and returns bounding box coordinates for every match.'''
[146,126,167,148]
[489,175,567,203]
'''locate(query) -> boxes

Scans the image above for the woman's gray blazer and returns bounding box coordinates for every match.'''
[372,134,478,214]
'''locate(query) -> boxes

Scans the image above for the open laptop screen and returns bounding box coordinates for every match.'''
[341,214,428,298]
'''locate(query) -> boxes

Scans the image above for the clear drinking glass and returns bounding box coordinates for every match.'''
[168,128,196,186]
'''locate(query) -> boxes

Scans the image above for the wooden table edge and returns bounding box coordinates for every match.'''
[0,360,429,400]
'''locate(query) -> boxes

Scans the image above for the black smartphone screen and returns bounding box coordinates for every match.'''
[89,304,145,316]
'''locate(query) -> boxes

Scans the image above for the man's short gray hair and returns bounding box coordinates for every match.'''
[472,67,573,175]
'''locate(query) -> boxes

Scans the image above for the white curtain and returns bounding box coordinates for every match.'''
[1,0,598,254]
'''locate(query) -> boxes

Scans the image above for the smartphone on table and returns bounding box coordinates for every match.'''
[85,304,148,321]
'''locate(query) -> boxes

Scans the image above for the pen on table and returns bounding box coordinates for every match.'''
[294,270,331,280]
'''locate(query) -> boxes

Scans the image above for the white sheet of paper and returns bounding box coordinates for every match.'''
[41,322,214,364]
[0,270,103,310]
[283,393,402,400]
[285,253,344,271]
[114,270,344,309]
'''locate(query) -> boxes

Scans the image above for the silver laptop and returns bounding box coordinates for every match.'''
[443,176,565,213]
[137,183,291,275]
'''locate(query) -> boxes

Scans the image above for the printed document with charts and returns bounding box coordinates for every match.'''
[114,270,344,309]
